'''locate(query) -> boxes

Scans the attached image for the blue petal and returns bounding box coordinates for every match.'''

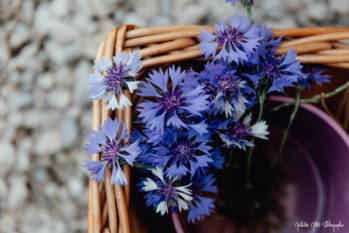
[169,66,185,90]
[138,81,161,98]
[148,69,168,92]
[102,118,121,141]
[120,139,141,165]
[83,160,106,182]
[167,112,187,129]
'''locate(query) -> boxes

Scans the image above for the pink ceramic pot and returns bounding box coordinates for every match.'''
[173,97,349,233]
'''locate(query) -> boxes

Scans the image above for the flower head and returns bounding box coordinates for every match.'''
[194,61,249,117]
[188,173,218,223]
[151,130,213,178]
[137,66,209,136]
[257,25,282,51]
[89,51,143,110]
[219,111,269,150]
[198,15,261,64]
[141,167,193,215]
[248,49,303,93]
[83,118,140,185]
[248,24,282,65]
[298,66,331,89]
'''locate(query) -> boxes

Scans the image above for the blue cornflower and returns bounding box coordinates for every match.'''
[152,130,213,178]
[137,66,209,136]
[198,15,261,64]
[130,129,155,167]
[258,25,282,50]
[88,51,142,110]
[246,24,282,66]
[219,111,269,150]
[298,66,331,89]
[248,49,303,93]
[141,167,193,215]
[188,173,218,223]
[83,118,140,186]
[194,62,249,117]
[211,147,225,170]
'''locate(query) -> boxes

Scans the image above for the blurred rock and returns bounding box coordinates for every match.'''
[8,91,32,111]
[0,98,9,117]
[20,0,35,23]
[9,23,31,49]
[7,175,28,209]
[150,15,172,26]
[0,141,15,176]
[59,118,78,149]
[37,73,54,91]
[123,12,147,27]
[176,4,209,25]
[73,61,91,105]
[68,175,84,198]
[16,150,31,172]
[47,89,71,109]
[262,0,286,20]
[0,179,8,200]
[0,214,16,233]
[308,2,329,22]
[35,129,62,156]
[330,0,349,15]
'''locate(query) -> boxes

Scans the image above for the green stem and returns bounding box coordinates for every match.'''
[246,6,252,19]
[270,81,349,112]
[257,90,266,121]
[247,89,266,178]
[133,162,152,170]
[269,86,302,171]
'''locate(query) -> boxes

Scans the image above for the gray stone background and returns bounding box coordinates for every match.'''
[0,0,348,232]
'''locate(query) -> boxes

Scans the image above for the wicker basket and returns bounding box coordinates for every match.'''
[87,25,349,233]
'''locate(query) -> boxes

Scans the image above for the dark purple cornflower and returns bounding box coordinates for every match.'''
[248,49,303,93]
[137,66,209,136]
[152,129,212,177]
[88,51,142,110]
[141,167,193,215]
[83,118,140,185]
[219,111,269,150]
[193,61,249,117]
[298,66,331,89]
[187,173,218,223]
[198,15,261,64]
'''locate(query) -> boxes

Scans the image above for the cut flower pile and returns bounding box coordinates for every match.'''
[84,0,330,224]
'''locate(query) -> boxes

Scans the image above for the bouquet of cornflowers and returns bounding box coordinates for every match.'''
[83,0,331,230]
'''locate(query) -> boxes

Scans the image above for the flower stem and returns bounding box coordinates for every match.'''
[247,88,266,178]
[270,81,349,112]
[133,162,152,170]
[246,6,252,20]
[171,211,185,233]
[257,90,266,121]
[269,86,302,171]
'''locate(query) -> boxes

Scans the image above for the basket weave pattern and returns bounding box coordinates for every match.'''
[88,25,349,233]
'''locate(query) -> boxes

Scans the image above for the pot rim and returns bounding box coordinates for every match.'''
[268,95,349,149]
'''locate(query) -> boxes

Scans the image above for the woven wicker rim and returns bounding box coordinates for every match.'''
[88,25,349,233]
